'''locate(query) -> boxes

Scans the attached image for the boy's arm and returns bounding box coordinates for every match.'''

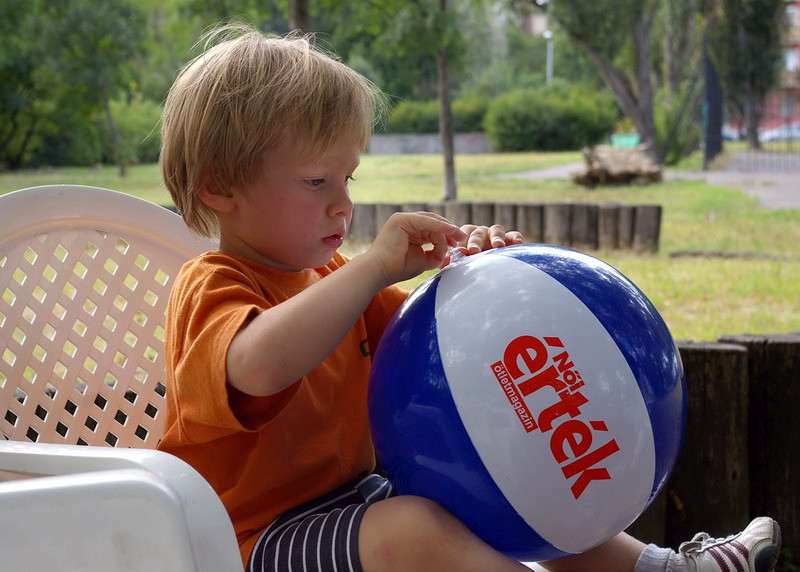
[226,212,467,397]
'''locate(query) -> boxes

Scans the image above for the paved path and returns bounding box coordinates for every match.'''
[666,169,800,209]
[502,151,800,210]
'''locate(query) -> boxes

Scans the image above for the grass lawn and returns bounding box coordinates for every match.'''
[2,151,798,342]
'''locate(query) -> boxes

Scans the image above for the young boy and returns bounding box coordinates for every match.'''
[157,24,781,572]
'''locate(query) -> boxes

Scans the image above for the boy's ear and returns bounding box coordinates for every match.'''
[197,175,237,213]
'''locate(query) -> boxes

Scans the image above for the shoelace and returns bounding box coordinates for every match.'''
[680,532,751,572]
[680,532,715,553]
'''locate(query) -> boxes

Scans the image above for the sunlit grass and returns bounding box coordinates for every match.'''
[3,150,799,342]
[0,164,170,204]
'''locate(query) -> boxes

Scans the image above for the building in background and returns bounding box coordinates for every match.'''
[749,0,800,141]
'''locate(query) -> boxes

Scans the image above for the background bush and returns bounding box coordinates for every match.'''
[653,83,702,166]
[452,95,489,132]
[485,85,618,151]
[383,95,489,134]
[384,100,440,133]
[98,95,163,165]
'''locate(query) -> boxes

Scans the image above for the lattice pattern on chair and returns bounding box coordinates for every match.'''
[1,225,176,448]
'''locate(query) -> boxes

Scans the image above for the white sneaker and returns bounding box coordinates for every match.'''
[679,517,781,572]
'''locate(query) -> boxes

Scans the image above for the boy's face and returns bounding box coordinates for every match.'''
[218,133,359,271]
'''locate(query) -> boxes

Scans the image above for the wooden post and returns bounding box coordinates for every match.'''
[543,204,572,246]
[516,204,544,244]
[618,205,635,249]
[471,202,495,227]
[667,341,750,547]
[351,201,662,252]
[570,203,598,251]
[625,490,667,547]
[494,203,517,232]
[374,203,402,231]
[597,203,620,251]
[401,202,427,213]
[718,333,800,556]
[443,202,471,227]
[350,203,376,244]
[633,205,661,253]
[426,202,446,217]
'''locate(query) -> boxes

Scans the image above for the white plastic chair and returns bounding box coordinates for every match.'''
[0,185,243,571]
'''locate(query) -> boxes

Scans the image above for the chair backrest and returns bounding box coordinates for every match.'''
[0,185,214,448]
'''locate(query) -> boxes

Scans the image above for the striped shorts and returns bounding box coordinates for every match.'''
[247,474,395,572]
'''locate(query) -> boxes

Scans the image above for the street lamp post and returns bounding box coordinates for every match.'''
[543,30,554,86]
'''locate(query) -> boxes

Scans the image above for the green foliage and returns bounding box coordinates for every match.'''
[546,0,649,62]
[33,0,146,101]
[31,117,104,167]
[707,0,786,133]
[452,96,489,132]
[383,96,490,134]
[0,0,782,171]
[385,100,440,133]
[484,85,618,151]
[653,83,702,166]
[99,95,163,165]
[0,0,150,169]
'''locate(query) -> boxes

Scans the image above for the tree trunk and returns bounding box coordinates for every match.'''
[745,93,761,150]
[289,0,310,33]
[663,0,698,96]
[436,47,457,202]
[103,96,125,177]
[736,16,761,150]
[632,5,658,162]
[703,34,724,167]
[7,115,39,170]
[560,2,660,164]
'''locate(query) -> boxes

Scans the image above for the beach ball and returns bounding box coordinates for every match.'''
[368,244,686,562]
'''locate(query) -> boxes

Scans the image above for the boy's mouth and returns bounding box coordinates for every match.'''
[323,233,344,248]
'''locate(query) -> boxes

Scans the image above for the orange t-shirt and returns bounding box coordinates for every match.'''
[157,250,408,563]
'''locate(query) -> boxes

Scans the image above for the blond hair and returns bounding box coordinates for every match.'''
[160,23,385,237]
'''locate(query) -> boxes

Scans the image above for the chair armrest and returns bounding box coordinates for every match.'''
[0,442,243,571]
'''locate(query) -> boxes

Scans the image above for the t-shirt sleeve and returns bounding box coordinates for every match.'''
[166,260,297,443]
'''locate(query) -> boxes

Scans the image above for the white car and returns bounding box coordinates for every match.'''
[760,122,800,142]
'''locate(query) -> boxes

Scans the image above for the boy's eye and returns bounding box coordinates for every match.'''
[306,178,324,187]
[346,175,356,184]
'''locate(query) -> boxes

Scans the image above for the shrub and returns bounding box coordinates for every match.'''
[97,94,162,165]
[383,96,491,134]
[384,100,440,133]
[452,95,489,132]
[31,118,103,167]
[485,86,618,152]
[653,84,702,166]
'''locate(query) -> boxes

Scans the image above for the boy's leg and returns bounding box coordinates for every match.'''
[359,495,531,571]
[360,496,780,572]
[539,517,780,572]
[540,532,645,572]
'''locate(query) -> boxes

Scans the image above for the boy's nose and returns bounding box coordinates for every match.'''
[329,185,354,218]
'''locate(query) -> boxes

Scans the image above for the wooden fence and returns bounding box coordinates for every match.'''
[625,333,799,561]
[348,202,662,253]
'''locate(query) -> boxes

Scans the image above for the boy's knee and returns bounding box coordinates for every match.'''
[359,495,464,569]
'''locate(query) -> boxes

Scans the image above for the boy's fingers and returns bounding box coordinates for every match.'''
[460,225,526,254]
[489,224,508,247]
[405,211,466,242]
[507,231,525,244]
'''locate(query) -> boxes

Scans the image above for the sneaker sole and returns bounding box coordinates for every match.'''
[754,520,782,572]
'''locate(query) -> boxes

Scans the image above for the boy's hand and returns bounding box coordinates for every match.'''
[453,224,525,256]
[367,212,467,287]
